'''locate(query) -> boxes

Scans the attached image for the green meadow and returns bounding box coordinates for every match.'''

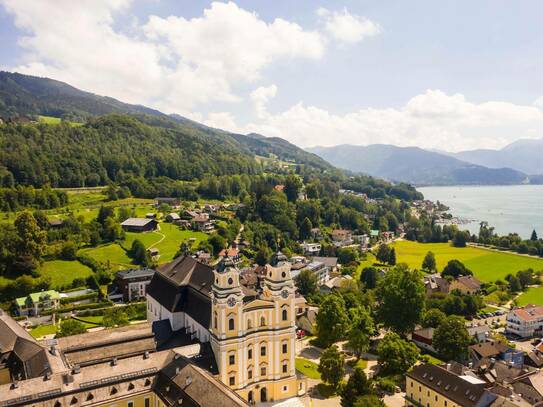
[517,286,543,306]
[40,260,94,288]
[389,240,543,283]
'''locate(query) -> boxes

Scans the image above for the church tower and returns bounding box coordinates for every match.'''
[211,253,302,404]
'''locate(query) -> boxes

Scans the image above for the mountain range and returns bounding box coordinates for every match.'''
[0,71,332,186]
[307,143,543,186]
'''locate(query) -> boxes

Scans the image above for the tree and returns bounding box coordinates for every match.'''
[353,395,385,407]
[316,295,350,347]
[299,217,313,240]
[452,231,468,247]
[441,259,472,278]
[517,269,534,289]
[318,345,345,389]
[377,332,419,374]
[294,269,318,297]
[341,367,372,407]
[57,319,87,337]
[60,241,78,260]
[338,247,358,265]
[129,239,149,266]
[208,234,227,256]
[284,174,303,202]
[347,306,374,359]
[360,267,378,289]
[506,274,522,292]
[433,316,470,361]
[421,308,446,328]
[531,229,538,241]
[103,307,130,327]
[422,251,436,271]
[376,244,390,264]
[376,265,425,336]
[13,211,46,271]
[387,248,396,265]
[255,245,271,266]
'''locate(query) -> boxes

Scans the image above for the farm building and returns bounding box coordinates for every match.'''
[120,218,158,232]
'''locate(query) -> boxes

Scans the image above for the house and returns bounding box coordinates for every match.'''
[47,218,64,229]
[412,327,436,353]
[319,275,352,293]
[506,304,543,338]
[121,217,158,232]
[469,341,523,368]
[467,325,491,343]
[165,212,181,222]
[381,231,395,241]
[194,250,211,264]
[511,370,543,405]
[191,213,214,232]
[204,204,219,213]
[274,184,285,192]
[296,306,318,336]
[155,197,181,207]
[331,229,353,246]
[352,234,369,247]
[218,247,241,264]
[146,213,157,219]
[310,228,322,239]
[312,256,339,274]
[300,242,321,256]
[291,261,329,285]
[450,275,482,295]
[148,247,159,258]
[0,310,51,383]
[406,363,497,407]
[108,268,155,302]
[14,290,61,316]
[423,274,450,297]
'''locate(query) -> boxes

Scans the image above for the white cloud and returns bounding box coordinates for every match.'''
[238,90,543,151]
[535,96,543,110]
[0,0,325,114]
[317,7,381,44]
[250,85,277,118]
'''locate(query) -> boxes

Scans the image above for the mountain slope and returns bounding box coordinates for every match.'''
[0,71,331,172]
[453,138,543,174]
[307,144,528,186]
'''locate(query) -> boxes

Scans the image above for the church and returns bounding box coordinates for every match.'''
[146,252,306,404]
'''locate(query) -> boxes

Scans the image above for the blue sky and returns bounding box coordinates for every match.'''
[1,0,543,151]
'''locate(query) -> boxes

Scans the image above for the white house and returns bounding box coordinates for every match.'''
[506,305,543,338]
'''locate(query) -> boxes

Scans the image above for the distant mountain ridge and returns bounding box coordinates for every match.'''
[0,71,331,172]
[451,138,543,175]
[307,144,531,186]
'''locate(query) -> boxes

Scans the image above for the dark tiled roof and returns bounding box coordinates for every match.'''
[408,364,494,407]
[470,341,511,359]
[154,354,248,407]
[116,268,155,280]
[147,256,214,329]
[312,256,338,267]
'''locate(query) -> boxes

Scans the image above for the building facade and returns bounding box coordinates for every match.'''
[506,305,543,338]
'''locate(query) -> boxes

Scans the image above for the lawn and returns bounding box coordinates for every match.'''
[391,240,543,283]
[295,358,320,379]
[75,316,104,328]
[79,243,133,270]
[40,260,94,288]
[30,324,58,338]
[38,115,82,126]
[517,286,543,306]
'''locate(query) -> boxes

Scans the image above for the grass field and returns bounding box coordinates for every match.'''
[295,358,320,379]
[391,240,543,283]
[79,243,133,270]
[30,324,57,338]
[76,316,104,328]
[517,286,543,306]
[38,115,82,127]
[40,260,94,288]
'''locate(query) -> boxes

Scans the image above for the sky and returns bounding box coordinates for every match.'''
[1,0,543,152]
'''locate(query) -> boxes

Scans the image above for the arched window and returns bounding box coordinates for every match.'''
[260,316,266,327]
[247,319,252,329]
[228,317,235,331]
[260,344,266,357]
[282,308,288,321]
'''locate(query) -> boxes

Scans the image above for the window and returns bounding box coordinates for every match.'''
[248,348,253,360]
[214,312,218,329]
[229,354,235,365]
[282,362,288,373]
[260,316,266,326]
[261,345,266,356]
[282,343,288,353]
[144,398,150,407]
[248,369,253,380]
[282,308,288,321]
[229,376,235,386]
[128,402,134,407]
[283,385,288,392]
[261,366,266,376]
[228,317,234,330]
[247,319,252,329]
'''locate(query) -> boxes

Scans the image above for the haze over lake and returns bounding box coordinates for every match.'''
[418,185,543,239]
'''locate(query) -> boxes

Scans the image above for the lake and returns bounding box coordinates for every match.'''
[418,185,543,239]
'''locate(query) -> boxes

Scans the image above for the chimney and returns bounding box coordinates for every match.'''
[143,351,150,359]
[111,358,118,366]
[72,365,81,374]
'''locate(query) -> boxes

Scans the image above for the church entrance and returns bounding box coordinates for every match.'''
[260,387,267,402]
[248,391,253,404]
